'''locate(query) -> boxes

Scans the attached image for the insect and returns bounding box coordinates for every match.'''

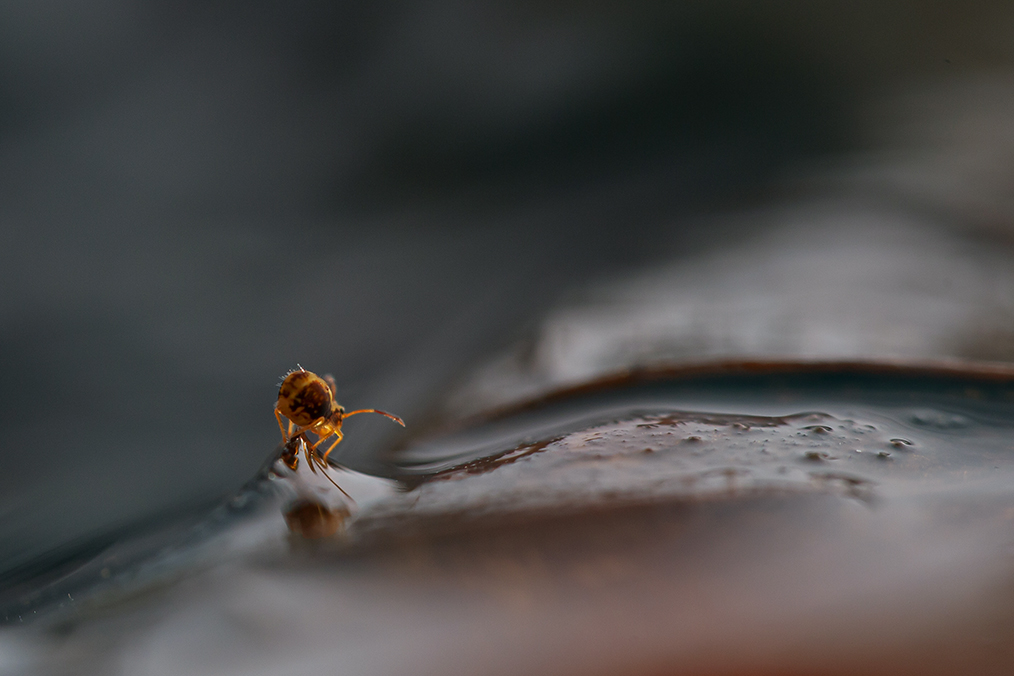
[275,366,404,499]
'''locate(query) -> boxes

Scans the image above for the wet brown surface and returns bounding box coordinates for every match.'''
[245,383,1014,675]
[7,380,1014,674]
[7,365,1014,676]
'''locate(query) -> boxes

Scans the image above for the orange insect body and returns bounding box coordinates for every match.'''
[274,367,404,499]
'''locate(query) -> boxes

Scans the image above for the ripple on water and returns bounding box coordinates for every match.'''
[374,404,1014,529]
[361,364,1014,543]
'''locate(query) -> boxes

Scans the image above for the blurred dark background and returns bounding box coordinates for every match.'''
[2,1,1014,575]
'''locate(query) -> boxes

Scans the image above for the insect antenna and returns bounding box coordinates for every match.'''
[342,409,405,426]
[312,453,354,502]
[293,437,353,501]
[302,441,319,475]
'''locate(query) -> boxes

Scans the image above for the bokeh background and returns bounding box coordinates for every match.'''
[3,0,1014,582]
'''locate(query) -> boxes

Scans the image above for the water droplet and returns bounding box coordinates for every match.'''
[890,438,914,448]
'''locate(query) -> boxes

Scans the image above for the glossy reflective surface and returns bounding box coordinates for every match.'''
[6,365,1014,675]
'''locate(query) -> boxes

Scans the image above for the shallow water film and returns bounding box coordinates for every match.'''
[5,366,1014,675]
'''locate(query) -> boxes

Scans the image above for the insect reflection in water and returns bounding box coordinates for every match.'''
[283,498,351,539]
[274,366,404,500]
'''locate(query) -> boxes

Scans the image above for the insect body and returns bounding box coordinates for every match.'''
[275,367,404,498]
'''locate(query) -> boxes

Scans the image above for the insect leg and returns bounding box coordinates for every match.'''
[318,430,345,465]
[275,408,290,442]
[304,441,318,474]
[309,428,338,451]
